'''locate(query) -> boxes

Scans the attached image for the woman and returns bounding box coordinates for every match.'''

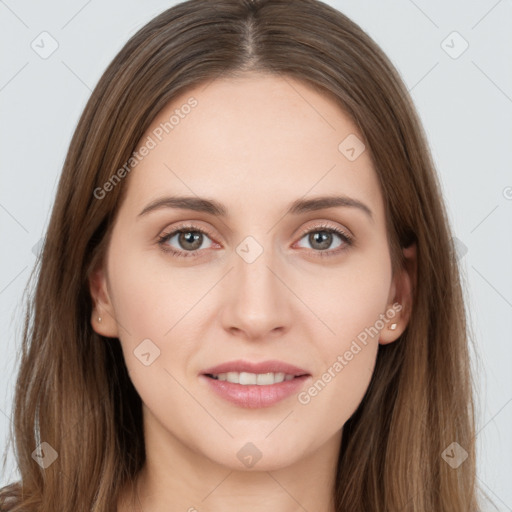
[0,0,487,510]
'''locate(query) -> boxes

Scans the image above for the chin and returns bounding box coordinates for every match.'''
[201,436,310,472]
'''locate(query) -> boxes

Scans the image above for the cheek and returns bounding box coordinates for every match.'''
[106,255,198,415]
[302,248,392,353]
[107,242,207,338]
[294,250,391,418]
[106,244,214,388]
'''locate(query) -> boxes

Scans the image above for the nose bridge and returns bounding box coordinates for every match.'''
[234,233,281,303]
[222,232,290,337]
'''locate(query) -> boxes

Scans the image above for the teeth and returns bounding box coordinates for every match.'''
[211,372,296,385]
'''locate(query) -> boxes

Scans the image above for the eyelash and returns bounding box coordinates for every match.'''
[156,222,354,259]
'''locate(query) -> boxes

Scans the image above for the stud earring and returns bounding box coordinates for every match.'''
[389,323,397,330]
[98,316,102,323]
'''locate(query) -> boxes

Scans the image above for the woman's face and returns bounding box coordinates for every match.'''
[91,72,410,471]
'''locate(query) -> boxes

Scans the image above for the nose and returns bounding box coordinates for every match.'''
[219,240,293,341]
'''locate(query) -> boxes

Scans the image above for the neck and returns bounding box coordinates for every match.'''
[118,416,342,512]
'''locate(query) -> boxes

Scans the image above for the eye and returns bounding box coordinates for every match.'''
[294,223,353,257]
[157,223,216,258]
[157,222,354,259]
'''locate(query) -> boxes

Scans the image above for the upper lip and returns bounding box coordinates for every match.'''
[201,359,310,377]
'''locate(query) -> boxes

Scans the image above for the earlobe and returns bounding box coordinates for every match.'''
[88,265,119,338]
[379,243,417,345]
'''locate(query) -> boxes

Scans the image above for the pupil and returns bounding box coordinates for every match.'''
[311,231,331,250]
[180,231,202,250]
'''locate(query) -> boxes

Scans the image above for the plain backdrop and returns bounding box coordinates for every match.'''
[1,0,511,509]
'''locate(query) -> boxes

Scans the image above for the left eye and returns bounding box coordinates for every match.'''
[295,227,352,254]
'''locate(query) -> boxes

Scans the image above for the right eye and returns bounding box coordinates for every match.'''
[157,224,218,258]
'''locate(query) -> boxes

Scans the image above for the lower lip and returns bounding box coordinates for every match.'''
[200,375,311,408]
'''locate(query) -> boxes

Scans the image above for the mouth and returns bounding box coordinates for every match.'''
[204,371,307,385]
[201,359,310,383]
[199,360,311,408]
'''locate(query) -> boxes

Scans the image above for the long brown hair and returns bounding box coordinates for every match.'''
[0,0,489,510]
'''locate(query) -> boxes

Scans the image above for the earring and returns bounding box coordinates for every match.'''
[98,316,102,323]
[389,323,397,330]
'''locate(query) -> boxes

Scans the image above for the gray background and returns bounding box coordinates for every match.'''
[1,0,511,509]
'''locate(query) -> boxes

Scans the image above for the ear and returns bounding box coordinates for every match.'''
[88,262,119,338]
[379,243,417,345]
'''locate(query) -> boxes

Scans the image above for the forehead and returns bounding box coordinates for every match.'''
[121,72,384,221]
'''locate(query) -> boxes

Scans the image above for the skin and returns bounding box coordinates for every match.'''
[89,71,416,512]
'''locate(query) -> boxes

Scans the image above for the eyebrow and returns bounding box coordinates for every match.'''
[137,194,373,221]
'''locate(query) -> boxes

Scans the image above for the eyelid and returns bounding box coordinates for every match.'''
[292,221,354,257]
[295,220,353,241]
[162,221,216,239]
[157,220,354,258]
[156,221,219,253]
